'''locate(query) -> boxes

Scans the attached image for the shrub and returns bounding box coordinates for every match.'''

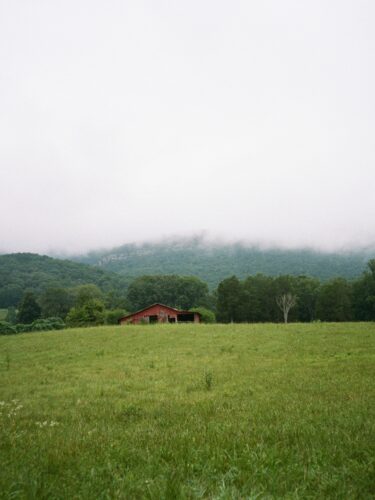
[12,318,65,334]
[105,309,128,325]
[15,323,32,333]
[0,321,17,335]
[30,318,65,332]
[31,319,52,331]
[48,317,65,330]
[189,307,216,323]
[66,299,105,327]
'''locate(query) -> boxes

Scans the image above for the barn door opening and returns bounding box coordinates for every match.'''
[177,313,195,322]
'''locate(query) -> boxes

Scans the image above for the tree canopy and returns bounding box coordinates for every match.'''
[126,275,209,311]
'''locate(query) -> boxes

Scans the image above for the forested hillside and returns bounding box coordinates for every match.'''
[0,253,129,307]
[74,238,373,288]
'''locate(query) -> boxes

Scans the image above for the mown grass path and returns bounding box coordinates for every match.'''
[1,323,374,498]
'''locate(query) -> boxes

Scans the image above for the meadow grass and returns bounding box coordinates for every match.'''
[0,323,374,499]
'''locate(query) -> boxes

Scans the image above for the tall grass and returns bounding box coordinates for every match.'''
[0,323,374,498]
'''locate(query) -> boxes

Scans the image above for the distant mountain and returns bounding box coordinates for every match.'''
[0,253,130,308]
[73,237,373,288]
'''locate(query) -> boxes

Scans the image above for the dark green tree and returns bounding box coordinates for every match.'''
[74,284,103,307]
[17,292,42,324]
[216,276,245,322]
[105,309,128,325]
[66,299,105,327]
[352,260,375,321]
[316,278,353,321]
[294,276,320,322]
[0,321,17,335]
[0,285,23,308]
[241,274,273,322]
[126,275,209,311]
[39,287,74,319]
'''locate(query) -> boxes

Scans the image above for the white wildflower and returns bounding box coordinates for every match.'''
[36,420,59,428]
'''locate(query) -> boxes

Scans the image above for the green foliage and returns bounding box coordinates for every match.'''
[0,323,374,498]
[216,276,246,322]
[9,318,66,334]
[0,253,129,308]
[30,318,65,332]
[17,292,41,324]
[39,287,74,319]
[126,275,209,311]
[189,307,216,323]
[0,321,17,335]
[294,275,320,321]
[352,259,375,321]
[216,274,350,323]
[2,249,375,326]
[0,318,65,335]
[0,285,23,309]
[75,237,371,287]
[15,324,32,333]
[66,299,105,327]
[105,309,127,325]
[204,370,213,390]
[316,278,353,321]
[5,306,17,325]
[242,274,278,322]
[74,284,103,308]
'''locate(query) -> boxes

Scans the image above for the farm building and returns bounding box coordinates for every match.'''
[119,303,201,325]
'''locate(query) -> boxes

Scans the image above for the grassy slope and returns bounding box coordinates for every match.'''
[0,324,374,499]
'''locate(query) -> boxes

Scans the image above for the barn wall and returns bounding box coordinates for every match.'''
[120,304,178,325]
[119,305,201,325]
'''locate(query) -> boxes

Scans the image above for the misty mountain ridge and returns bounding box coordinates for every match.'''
[71,236,374,288]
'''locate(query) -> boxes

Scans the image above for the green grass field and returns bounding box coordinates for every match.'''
[1,323,374,499]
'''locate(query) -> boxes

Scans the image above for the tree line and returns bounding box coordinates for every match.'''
[1,260,375,334]
[216,260,375,322]
[0,276,212,333]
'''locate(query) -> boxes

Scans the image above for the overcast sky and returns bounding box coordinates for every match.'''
[1,0,374,254]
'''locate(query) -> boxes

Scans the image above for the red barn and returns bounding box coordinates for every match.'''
[118,303,201,325]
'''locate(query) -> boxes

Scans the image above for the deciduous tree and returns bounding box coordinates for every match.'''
[276,293,297,324]
[17,292,41,324]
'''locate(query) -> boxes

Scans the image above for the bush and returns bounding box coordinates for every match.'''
[47,317,65,330]
[31,320,52,332]
[189,307,216,323]
[66,299,105,327]
[15,323,32,333]
[10,318,66,334]
[31,318,65,332]
[105,309,128,325]
[0,321,17,335]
